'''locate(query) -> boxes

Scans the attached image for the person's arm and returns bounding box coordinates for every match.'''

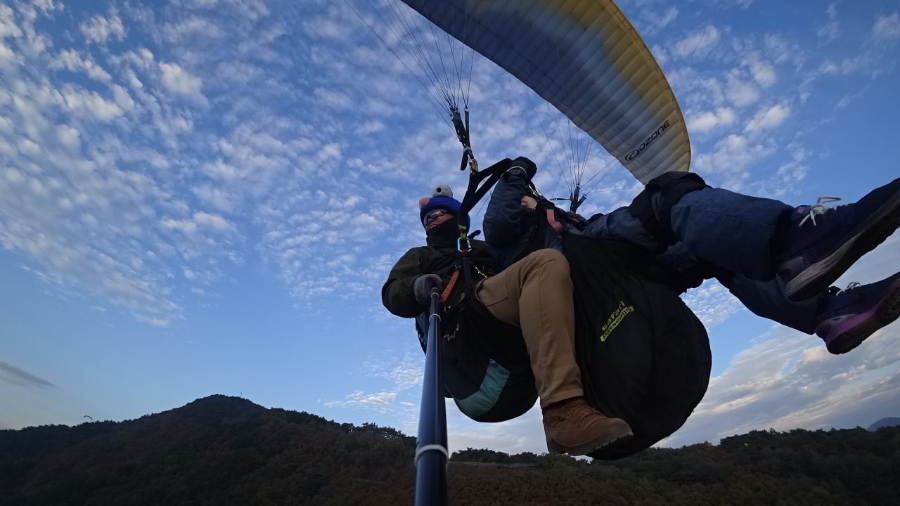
[381,247,427,318]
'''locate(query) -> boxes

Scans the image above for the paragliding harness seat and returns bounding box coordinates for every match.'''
[523,198,712,459]
[563,230,711,460]
[427,161,712,459]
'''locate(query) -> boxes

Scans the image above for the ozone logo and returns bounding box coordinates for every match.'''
[625,120,670,161]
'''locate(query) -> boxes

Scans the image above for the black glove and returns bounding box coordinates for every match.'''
[507,156,537,181]
[413,274,444,305]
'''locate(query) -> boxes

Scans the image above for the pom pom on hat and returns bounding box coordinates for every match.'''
[433,184,453,198]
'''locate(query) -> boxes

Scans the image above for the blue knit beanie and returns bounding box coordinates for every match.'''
[419,184,462,227]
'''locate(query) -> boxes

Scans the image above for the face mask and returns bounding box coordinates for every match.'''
[425,217,459,242]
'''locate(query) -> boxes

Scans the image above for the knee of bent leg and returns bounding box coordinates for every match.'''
[528,248,569,277]
[630,172,708,245]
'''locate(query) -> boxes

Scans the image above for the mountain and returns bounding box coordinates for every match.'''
[868,417,900,431]
[2,396,899,505]
[0,395,417,505]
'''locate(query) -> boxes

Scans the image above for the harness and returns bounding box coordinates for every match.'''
[439,158,513,306]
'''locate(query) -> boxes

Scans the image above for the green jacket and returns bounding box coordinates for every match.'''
[381,233,536,424]
[381,232,497,318]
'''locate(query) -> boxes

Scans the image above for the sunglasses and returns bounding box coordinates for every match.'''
[423,209,450,226]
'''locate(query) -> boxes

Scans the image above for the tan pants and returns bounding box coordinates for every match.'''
[475,249,582,408]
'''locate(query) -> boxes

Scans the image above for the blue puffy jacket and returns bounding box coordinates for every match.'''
[483,170,571,270]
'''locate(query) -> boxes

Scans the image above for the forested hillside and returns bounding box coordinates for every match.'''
[2,395,898,505]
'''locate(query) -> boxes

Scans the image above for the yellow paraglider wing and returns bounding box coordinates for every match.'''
[398,0,691,184]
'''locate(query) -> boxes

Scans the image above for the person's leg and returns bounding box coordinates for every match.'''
[642,173,900,299]
[721,274,821,334]
[586,173,900,336]
[667,187,793,279]
[774,178,900,300]
[476,249,580,406]
[585,190,793,280]
[583,206,661,251]
[811,271,900,354]
[722,269,900,354]
[475,249,632,454]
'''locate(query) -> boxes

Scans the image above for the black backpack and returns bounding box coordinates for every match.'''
[564,233,712,459]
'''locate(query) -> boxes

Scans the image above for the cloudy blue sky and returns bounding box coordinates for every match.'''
[2,0,900,456]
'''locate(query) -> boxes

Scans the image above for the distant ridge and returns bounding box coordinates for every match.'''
[867,417,900,431]
[1,395,899,505]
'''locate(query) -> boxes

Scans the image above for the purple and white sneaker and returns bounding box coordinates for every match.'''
[813,272,900,355]
[777,177,900,301]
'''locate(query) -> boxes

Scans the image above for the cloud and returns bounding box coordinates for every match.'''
[683,281,744,329]
[666,324,900,448]
[0,41,15,67]
[872,13,900,42]
[763,34,803,66]
[447,406,544,455]
[655,7,679,30]
[313,87,353,111]
[688,108,736,133]
[0,3,237,325]
[80,11,125,43]
[365,351,424,392]
[814,12,900,78]
[320,351,424,419]
[743,55,776,88]
[0,4,24,40]
[694,134,773,186]
[745,103,791,133]
[183,0,220,8]
[162,17,223,42]
[192,184,239,213]
[636,6,678,34]
[60,86,125,120]
[323,390,398,413]
[672,25,721,59]
[0,361,55,388]
[51,50,113,82]
[816,4,840,42]
[193,211,233,231]
[228,0,270,21]
[752,146,809,199]
[158,62,203,98]
[725,71,760,107]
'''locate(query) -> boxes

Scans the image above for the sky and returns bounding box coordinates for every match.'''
[2,0,900,457]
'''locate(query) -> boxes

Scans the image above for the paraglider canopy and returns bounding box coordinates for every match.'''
[397,0,691,185]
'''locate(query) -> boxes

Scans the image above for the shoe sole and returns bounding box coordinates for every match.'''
[785,188,900,301]
[826,277,900,354]
[546,430,634,456]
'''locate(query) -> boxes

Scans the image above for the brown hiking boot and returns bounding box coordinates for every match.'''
[542,397,633,456]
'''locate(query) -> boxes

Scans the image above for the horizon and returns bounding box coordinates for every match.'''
[5,393,897,445]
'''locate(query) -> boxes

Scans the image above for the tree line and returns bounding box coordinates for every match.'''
[1,395,897,505]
